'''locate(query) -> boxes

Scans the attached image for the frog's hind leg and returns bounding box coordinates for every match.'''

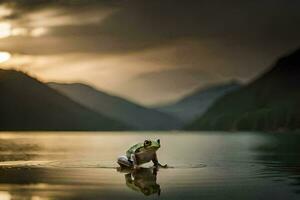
[117,156,133,169]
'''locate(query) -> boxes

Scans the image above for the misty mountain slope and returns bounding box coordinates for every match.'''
[156,82,241,123]
[113,68,219,106]
[48,83,182,130]
[0,69,127,131]
[186,48,300,131]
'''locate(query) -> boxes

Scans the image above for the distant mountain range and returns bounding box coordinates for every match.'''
[113,68,218,106]
[0,69,127,131]
[186,48,300,131]
[2,47,298,132]
[156,82,241,123]
[49,83,182,130]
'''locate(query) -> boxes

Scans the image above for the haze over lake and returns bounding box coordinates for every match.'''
[0,132,300,200]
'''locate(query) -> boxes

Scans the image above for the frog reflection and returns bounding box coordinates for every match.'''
[119,167,161,196]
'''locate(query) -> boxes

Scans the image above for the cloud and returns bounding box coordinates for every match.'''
[1,0,300,55]
[96,0,300,49]
[1,0,300,105]
[1,0,120,13]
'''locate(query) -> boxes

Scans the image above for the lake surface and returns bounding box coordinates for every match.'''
[0,131,300,200]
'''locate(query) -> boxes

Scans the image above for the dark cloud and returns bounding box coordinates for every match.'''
[0,0,120,21]
[97,0,300,49]
[2,0,300,54]
[1,0,120,9]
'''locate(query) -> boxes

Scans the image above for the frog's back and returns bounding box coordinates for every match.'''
[126,143,143,158]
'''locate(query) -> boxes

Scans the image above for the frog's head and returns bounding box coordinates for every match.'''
[143,139,160,151]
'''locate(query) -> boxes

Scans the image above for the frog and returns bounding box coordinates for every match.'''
[117,139,167,169]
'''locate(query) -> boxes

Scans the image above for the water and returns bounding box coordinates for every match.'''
[0,131,300,200]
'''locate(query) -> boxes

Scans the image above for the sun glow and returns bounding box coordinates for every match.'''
[0,21,47,38]
[0,191,11,200]
[0,51,11,63]
[0,22,11,38]
[31,27,48,37]
[0,5,13,18]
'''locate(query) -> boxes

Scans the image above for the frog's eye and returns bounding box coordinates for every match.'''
[157,139,160,145]
[144,140,152,147]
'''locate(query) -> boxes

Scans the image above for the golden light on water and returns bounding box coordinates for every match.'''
[0,51,11,63]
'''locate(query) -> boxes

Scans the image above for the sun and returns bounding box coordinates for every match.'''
[0,51,11,63]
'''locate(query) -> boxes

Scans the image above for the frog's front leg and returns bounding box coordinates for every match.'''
[152,152,159,167]
[152,153,168,168]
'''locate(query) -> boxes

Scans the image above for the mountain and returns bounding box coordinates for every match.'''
[0,69,127,131]
[156,81,241,123]
[48,83,182,130]
[112,68,218,106]
[186,48,300,131]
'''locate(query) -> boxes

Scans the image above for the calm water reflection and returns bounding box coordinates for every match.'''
[254,133,300,194]
[119,167,161,196]
[0,132,299,200]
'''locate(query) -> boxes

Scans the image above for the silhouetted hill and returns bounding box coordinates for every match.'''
[0,69,127,131]
[49,83,182,130]
[156,81,241,123]
[186,48,300,131]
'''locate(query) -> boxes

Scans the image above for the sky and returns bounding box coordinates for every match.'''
[0,0,300,106]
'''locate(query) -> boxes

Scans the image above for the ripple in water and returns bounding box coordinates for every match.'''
[0,160,207,169]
